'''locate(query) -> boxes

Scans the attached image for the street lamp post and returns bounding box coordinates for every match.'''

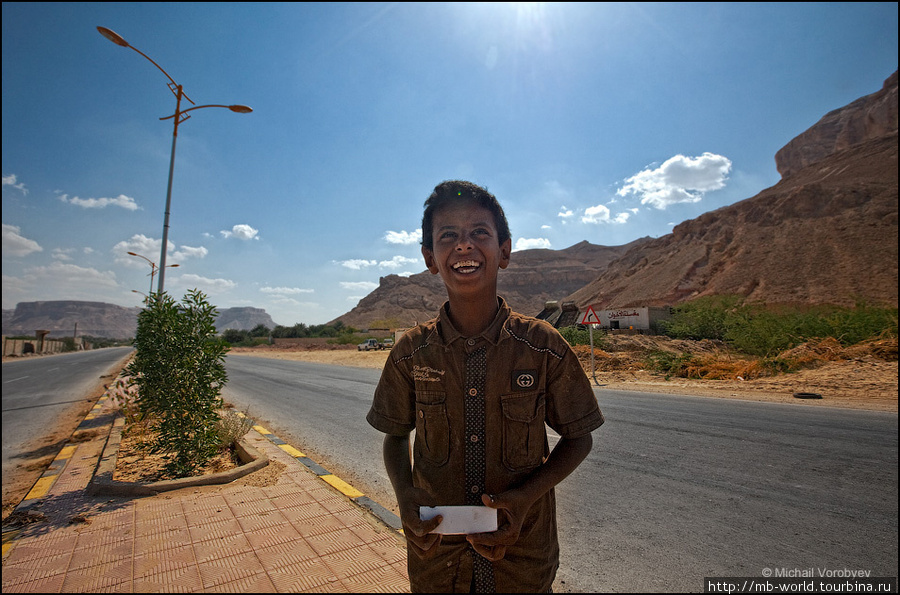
[127,251,179,295]
[98,26,251,294]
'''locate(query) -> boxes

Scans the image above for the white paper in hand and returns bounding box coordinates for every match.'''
[420,505,498,535]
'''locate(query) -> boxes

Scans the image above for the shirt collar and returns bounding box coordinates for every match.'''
[430,297,511,347]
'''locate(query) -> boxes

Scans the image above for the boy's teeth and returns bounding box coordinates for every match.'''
[453,261,479,269]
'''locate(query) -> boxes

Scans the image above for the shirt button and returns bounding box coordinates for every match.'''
[471,485,480,494]
[467,338,476,346]
[470,434,479,443]
[468,388,478,397]
[418,410,424,418]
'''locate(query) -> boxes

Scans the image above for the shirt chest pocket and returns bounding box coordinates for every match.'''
[415,391,449,466]
[500,392,547,471]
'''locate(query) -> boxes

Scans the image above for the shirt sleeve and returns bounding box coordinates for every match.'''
[366,349,417,436]
[545,344,605,438]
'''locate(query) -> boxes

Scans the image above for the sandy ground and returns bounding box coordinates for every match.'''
[229,341,897,413]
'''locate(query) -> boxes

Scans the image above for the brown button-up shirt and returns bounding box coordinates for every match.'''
[367,298,604,593]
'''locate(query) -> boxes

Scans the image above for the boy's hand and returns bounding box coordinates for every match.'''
[397,487,444,559]
[465,491,533,561]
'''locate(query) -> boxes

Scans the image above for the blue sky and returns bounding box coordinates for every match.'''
[3,3,897,326]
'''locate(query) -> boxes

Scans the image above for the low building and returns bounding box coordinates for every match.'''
[590,306,672,332]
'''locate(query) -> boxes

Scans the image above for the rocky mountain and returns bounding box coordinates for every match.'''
[2,301,277,339]
[330,238,650,329]
[775,71,897,178]
[568,71,897,311]
[334,71,898,328]
[212,307,277,332]
[2,301,141,340]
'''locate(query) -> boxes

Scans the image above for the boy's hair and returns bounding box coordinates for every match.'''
[421,180,511,251]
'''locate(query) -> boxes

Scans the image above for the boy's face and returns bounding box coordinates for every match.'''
[422,201,511,300]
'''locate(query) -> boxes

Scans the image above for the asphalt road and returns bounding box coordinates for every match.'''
[1,347,133,486]
[223,354,898,592]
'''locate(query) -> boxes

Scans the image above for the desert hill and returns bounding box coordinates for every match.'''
[330,237,651,330]
[2,301,277,339]
[568,71,897,311]
[334,71,898,329]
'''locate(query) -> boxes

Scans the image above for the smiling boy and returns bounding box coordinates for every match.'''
[367,180,604,593]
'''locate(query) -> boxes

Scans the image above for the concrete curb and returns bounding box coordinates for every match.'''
[252,423,404,533]
[87,416,270,497]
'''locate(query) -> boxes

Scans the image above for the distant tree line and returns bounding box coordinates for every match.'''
[219,321,363,347]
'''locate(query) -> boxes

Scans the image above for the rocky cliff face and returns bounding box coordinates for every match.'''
[213,307,277,332]
[568,99,898,310]
[336,70,899,326]
[775,71,898,178]
[2,302,278,339]
[331,239,649,329]
[2,301,141,339]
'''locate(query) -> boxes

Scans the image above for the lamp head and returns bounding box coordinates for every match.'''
[97,26,129,47]
[228,105,253,113]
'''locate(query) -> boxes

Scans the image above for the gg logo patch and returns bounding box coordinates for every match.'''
[512,370,537,390]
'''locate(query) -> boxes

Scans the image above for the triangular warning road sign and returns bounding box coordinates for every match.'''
[581,306,601,325]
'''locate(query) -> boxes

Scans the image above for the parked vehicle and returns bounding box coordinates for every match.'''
[357,338,384,351]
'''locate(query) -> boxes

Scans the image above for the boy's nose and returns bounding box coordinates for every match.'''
[455,237,474,251]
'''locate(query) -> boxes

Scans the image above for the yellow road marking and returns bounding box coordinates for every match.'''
[278,444,305,458]
[321,474,364,499]
[23,476,56,501]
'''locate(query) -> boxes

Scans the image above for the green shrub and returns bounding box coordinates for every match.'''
[559,325,606,349]
[644,350,697,380]
[126,289,230,477]
[659,296,897,357]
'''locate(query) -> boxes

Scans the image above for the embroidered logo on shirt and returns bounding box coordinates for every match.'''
[512,370,538,390]
[413,365,445,383]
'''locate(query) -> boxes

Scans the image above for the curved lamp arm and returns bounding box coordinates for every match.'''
[97,26,195,105]
[160,104,253,121]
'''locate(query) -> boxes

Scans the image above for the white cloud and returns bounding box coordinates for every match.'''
[339,259,377,270]
[582,204,611,224]
[2,223,43,257]
[340,281,378,292]
[514,237,551,251]
[57,193,140,210]
[2,174,27,194]
[52,248,75,261]
[557,206,574,219]
[172,245,208,261]
[113,235,205,266]
[177,273,237,292]
[385,229,422,245]
[220,224,259,240]
[617,152,732,209]
[379,255,420,269]
[260,286,315,295]
[23,262,118,289]
[113,235,164,267]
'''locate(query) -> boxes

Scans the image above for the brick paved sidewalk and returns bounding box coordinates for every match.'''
[1,397,409,593]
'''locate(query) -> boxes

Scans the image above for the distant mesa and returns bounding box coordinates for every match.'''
[2,301,277,340]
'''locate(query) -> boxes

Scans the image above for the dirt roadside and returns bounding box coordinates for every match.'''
[228,337,898,413]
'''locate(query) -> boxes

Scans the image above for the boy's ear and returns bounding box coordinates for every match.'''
[499,238,511,270]
[422,245,439,274]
